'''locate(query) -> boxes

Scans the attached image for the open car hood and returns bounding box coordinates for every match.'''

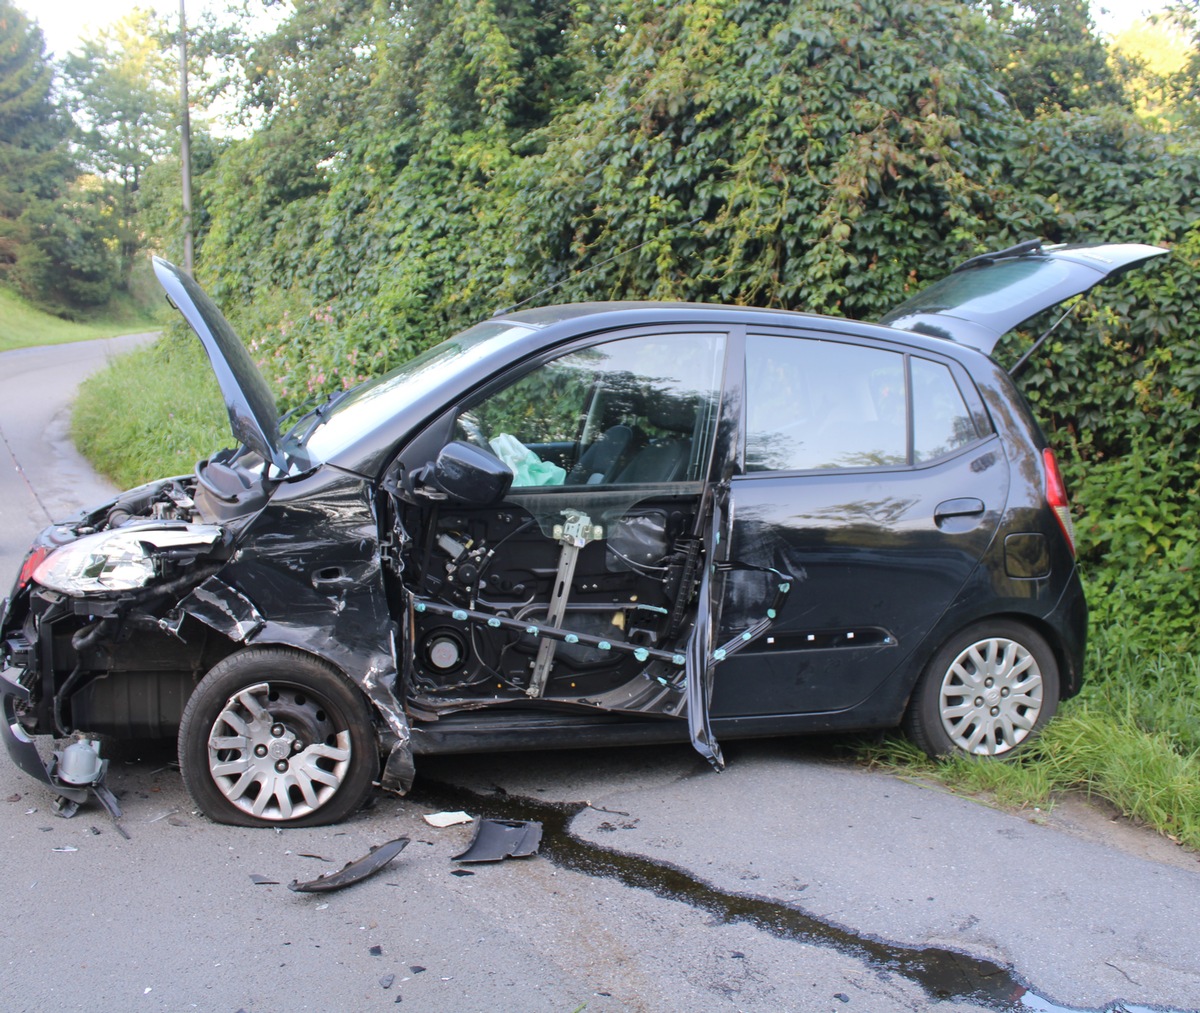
[153,257,287,472]
[877,240,1169,354]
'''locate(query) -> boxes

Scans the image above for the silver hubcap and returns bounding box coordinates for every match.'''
[938,637,1043,756]
[207,681,351,821]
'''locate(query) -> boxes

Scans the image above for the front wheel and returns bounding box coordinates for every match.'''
[179,648,379,827]
[904,621,1060,759]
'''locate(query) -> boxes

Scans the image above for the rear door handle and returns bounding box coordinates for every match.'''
[934,498,985,523]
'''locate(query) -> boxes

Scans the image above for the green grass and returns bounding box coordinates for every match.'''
[860,626,1200,851]
[72,331,229,487]
[0,285,166,352]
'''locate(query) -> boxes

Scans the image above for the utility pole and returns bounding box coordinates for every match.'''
[179,0,194,275]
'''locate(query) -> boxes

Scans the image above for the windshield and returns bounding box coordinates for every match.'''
[293,321,536,464]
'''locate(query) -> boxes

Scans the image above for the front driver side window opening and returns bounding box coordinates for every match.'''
[454,332,726,488]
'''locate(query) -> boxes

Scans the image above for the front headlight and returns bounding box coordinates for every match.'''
[32,525,223,595]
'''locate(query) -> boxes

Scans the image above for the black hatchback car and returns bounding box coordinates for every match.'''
[1,240,1166,826]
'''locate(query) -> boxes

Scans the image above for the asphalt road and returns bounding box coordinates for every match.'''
[1,336,1198,1013]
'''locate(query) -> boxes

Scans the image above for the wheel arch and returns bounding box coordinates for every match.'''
[902,606,1081,719]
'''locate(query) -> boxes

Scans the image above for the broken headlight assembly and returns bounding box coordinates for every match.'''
[31,525,224,595]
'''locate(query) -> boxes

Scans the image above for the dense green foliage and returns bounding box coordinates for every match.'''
[0,0,77,303]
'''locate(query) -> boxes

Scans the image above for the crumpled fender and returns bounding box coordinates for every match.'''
[169,580,416,795]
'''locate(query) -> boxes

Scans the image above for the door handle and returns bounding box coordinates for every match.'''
[312,567,356,590]
[934,498,985,523]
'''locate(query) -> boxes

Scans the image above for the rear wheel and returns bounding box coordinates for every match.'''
[904,621,1059,759]
[179,648,378,827]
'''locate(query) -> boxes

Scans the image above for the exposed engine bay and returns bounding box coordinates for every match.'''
[1,450,270,745]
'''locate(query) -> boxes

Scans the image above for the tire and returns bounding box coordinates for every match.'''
[904,620,1060,759]
[179,647,379,827]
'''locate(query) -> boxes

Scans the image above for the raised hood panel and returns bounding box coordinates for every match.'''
[153,257,286,471]
[878,241,1169,354]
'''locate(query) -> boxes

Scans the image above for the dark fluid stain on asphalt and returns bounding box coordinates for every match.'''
[415,781,1187,1013]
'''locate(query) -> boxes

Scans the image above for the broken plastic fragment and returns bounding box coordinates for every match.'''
[369,945,383,957]
[250,874,279,885]
[453,819,542,863]
[423,810,473,828]
[380,974,395,989]
[288,837,410,893]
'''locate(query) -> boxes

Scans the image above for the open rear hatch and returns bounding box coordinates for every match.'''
[878,240,1168,355]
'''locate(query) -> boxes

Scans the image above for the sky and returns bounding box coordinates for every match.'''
[27,0,1182,60]
[31,0,278,59]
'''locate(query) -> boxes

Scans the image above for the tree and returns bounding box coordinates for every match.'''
[62,9,176,274]
[993,0,1127,116]
[18,177,123,308]
[1166,0,1200,123]
[0,0,74,290]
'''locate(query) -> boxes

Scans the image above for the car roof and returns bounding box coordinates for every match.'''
[495,300,988,360]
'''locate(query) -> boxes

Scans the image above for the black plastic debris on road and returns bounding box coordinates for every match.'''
[452,819,542,863]
[288,837,410,893]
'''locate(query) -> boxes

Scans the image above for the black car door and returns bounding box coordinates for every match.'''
[710,328,1008,720]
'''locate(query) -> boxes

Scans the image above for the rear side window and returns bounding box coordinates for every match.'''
[744,335,981,473]
[911,357,978,463]
[745,335,906,472]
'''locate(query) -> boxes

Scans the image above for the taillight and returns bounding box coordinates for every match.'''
[1043,448,1075,557]
[16,545,51,592]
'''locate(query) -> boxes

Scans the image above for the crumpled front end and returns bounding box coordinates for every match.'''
[0,476,236,810]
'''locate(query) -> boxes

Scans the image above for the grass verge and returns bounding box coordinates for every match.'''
[72,331,229,488]
[0,286,166,353]
[860,626,1200,852]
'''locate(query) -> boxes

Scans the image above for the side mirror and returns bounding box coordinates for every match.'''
[428,441,513,505]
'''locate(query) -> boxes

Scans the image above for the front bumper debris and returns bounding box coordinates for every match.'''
[1,666,123,819]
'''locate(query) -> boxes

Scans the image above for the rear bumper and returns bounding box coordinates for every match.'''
[1046,566,1088,698]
